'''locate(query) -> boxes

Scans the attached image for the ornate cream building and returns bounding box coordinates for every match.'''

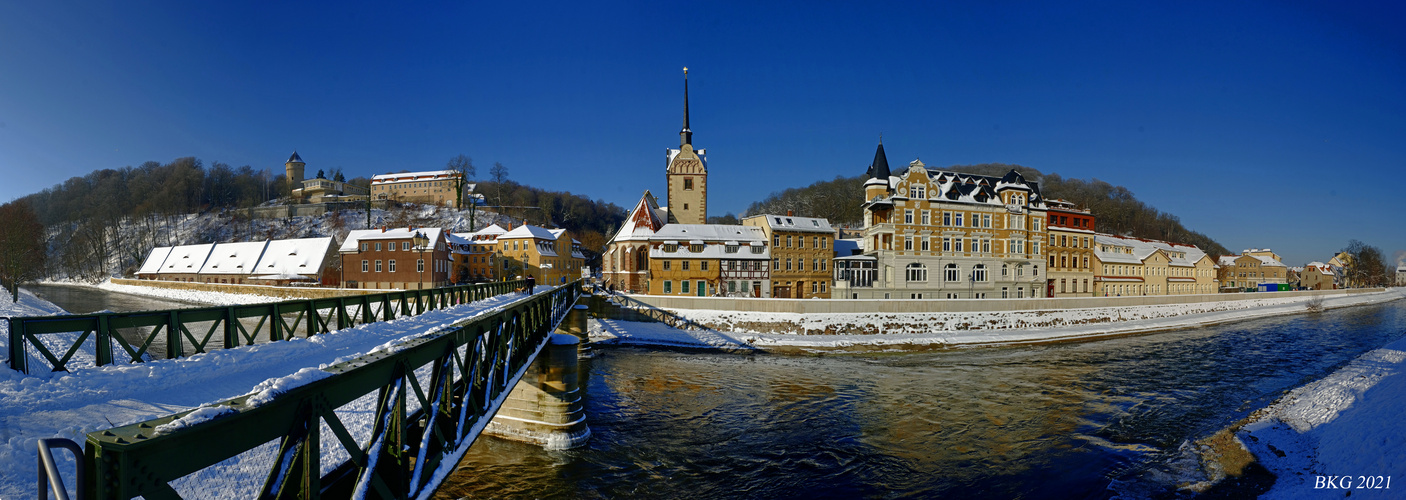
[841,142,1049,299]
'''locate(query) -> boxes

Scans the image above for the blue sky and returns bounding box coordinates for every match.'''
[1,1,1402,267]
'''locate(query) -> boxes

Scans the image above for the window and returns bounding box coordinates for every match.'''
[973,264,988,282]
[905,210,914,224]
[682,261,690,271]
[417,259,425,273]
[362,260,369,272]
[729,281,737,293]
[954,213,964,227]
[664,243,678,252]
[726,245,739,253]
[361,243,367,251]
[904,237,913,251]
[786,259,792,271]
[375,260,383,272]
[682,280,690,294]
[921,238,930,251]
[981,239,990,253]
[1002,287,1009,298]
[1002,264,1009,277]
[906,263,927,282]
[375,242,382,251]
[787,235,793,248]
[702,261,709,271]
[943,212,952,226]
[921,210,931,225]
[684,178,693,190]
[390,260,397,272]
[943,237,952,252]
[689,243,704,252]
[914,185,926,198]
[955,238,963,252]
[1017,287,1025,298]
[664,281,672,294]
[774,258,779,269]
[664,261,671,270]
[812,236,819,248]
[945,264,960,282]
[751,245,764,254]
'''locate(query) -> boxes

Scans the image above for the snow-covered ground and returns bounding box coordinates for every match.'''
[94,279,278,306]
[1238,335,1406,498]
[0,286,550,500]
[591,289,1406,350]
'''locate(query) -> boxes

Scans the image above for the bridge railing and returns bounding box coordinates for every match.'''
[7,280,524,374]
[82,280,581,499]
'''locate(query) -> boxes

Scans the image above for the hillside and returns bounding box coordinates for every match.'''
[745,163,1230,257]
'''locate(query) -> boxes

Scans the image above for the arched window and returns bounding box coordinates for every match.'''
[906,263,927,282]
[973,264,988,282]
[945,263,961,282]
[1002,264,1009,277]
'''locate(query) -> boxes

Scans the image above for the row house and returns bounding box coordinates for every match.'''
[741,213,835,298]
[844,142,1049,300]
[1301,262,1336,290]
[340,227,451,290]
[450,224,507,283]
[1217,249,1288,291]
[646,224,770,297]
[496,225,585,286]
[1092,234,1218,296]
[1045,199,1097,297]
[135,237,339,285]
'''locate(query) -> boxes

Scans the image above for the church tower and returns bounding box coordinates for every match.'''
[285,151,306,193]
[665,68,707,224]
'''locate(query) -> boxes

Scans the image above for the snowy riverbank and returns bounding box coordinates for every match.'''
[1235,334,1406,498]
[590,289,1405,350]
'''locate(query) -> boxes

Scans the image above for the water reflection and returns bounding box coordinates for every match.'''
[435,300,1404,499]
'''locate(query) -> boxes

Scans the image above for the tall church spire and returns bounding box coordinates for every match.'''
[681,67,692,148]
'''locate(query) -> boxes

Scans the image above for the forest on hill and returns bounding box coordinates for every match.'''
[744,163,1231,257]
[17,156,625,279]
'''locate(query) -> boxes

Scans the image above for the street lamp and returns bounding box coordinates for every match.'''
[413,231,429,290]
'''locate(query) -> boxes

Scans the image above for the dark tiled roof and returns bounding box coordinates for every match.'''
[288,151,304,164]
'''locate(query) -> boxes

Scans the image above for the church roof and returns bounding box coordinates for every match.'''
[288,151,303,164]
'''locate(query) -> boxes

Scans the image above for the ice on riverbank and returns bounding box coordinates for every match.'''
[94,279,275,306]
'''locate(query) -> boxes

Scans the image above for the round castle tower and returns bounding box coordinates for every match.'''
[285,151,306,192]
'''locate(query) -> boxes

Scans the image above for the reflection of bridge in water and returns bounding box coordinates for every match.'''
[23,281,585,499]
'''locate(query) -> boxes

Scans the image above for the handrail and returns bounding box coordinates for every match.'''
[38,438,84,500]
[7,280,526,374]
[83,280,582,499]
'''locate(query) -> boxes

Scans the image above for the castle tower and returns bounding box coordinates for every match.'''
[285,151,306,193]
[863,139,891,202]
[665,68,707,224]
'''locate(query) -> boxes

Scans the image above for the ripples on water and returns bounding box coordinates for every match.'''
[437,302,1406,499]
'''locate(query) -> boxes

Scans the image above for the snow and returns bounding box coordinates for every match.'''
[254,236,335,277]
[199,240,270,275]
[1238,334,1406,498]
[340,227,443,252]
[0,286,546,499]
[137,246,174,275]
[591,289,1406,350]
[162,243,216,274]
[500,224,559,241]
[95,279,276,306]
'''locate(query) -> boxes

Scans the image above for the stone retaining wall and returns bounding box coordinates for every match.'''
[111,278,391,300]
[624,288,1383,314]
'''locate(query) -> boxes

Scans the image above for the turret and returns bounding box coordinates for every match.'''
[285,151,306,193]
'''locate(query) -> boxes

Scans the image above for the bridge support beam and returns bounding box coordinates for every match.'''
[483,306,591,449]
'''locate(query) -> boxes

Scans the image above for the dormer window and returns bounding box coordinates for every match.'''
[664,244,679,253]
[689,244,705,253]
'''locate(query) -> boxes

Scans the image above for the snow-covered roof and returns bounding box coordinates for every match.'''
[340,227,444,252]
[745,214,834,233]
[137,247,173,275]
[200,241,270,275]
[870,161,1047,210]
[1093,235,1149,265]
[255,237,335,276]
[160,243,216,274]
[610,191,666,244]
[1250,255,1286,267]
[370,170,460,184]
[649,224,770,260]
[1095,234,1212,268]
[501,225,559,240]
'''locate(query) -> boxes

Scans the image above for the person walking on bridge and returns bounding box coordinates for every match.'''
[525,274,536,295]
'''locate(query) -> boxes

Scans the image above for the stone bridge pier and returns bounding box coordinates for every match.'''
[484,301,591,449]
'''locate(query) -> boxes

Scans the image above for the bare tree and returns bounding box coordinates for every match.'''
[490,162,509,207]
[447,154,476,208]
[0,201,48,301]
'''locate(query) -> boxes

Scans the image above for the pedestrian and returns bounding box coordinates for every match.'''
[525,274,535,295]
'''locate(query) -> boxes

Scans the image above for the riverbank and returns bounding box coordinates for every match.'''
[588,288,1406,351]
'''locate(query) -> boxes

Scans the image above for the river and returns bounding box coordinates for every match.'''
[23,283,204,314]
[435,299,1406,499]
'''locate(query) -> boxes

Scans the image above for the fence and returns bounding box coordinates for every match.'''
[80,280,581,499]
[7,280,524,374]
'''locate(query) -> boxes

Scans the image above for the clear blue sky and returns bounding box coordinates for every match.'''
[2,1,1403,267]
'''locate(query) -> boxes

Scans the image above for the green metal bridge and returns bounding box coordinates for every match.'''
[28,280,583,499]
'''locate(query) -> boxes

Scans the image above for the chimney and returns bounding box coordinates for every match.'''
[787,210,794,217]
[381,225,387,233]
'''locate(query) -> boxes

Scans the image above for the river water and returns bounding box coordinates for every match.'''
[435,300,1406,499]
[23,283,202,314]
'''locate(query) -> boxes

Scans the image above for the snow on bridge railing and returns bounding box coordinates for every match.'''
[80,280,581,499]
[6,280,526,375]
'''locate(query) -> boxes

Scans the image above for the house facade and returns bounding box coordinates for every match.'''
[370,170,466,207]
[1218,249,1288,291]
[1045,200,1096,297]
[1302,262,1336,290]
[741,214,835,298]
[646,224,770,297]
[340,227,450,289]
[451,224,507,283]
[851,142,1049,299]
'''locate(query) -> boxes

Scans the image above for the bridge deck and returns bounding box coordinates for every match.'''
[2,286,559,500]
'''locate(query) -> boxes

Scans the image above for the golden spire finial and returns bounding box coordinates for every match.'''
[683,66,688,74]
